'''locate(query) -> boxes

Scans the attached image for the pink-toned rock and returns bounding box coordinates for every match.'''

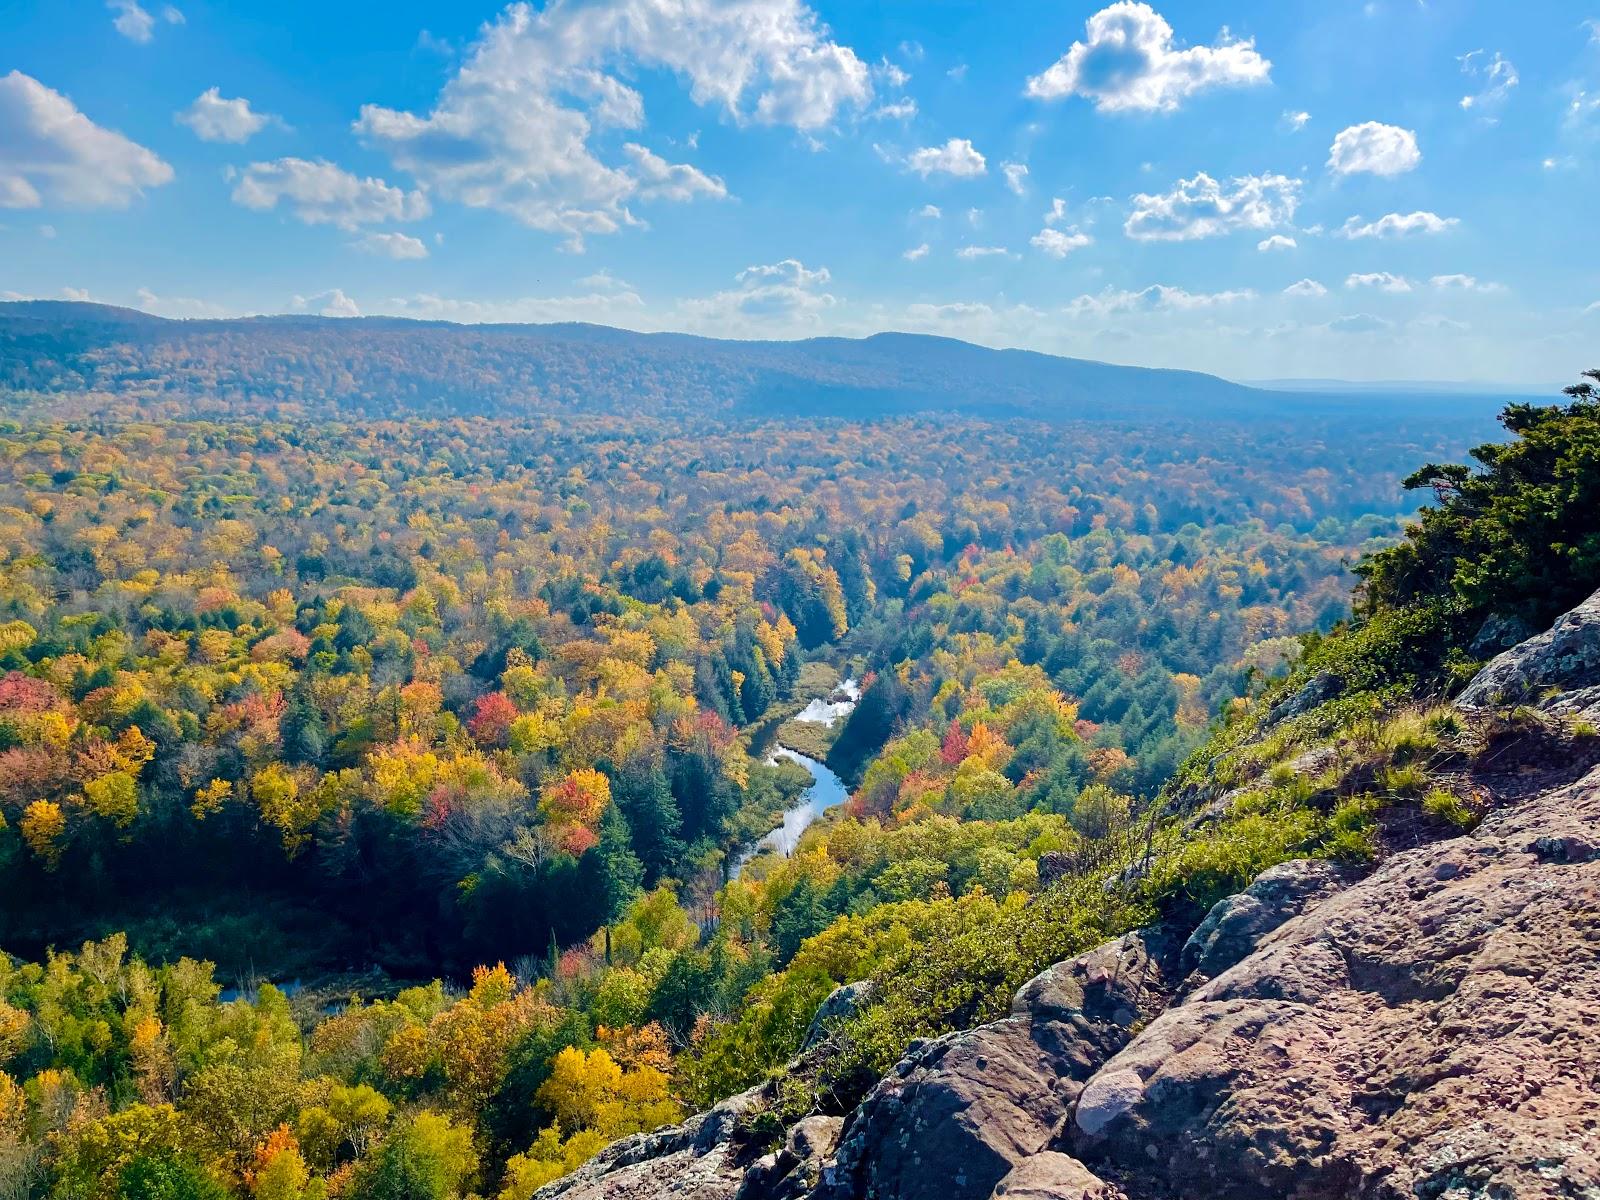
[1071,764,1600,1199]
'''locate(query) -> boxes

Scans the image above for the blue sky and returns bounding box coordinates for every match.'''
[1,0,1597,383]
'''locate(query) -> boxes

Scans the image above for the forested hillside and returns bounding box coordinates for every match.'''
[0,302,1504,424]
[0,319,1543,1200]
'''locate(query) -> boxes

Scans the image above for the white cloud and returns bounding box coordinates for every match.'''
[0,71,174,209]
[679,258,837,331]
[230,158,429,229]
[355,0,869,246]
[133,287,230,318]
[61,287,93,302]
[1459,51,1518,112]
[1328,122,1420,176]
[623,143,727,202]
[1338,211,1458,239]
[1346,272,1413,293]
[1282,109,1311,131]
[177,88,274,143]
[1002,162,1029,195]
[876,59,911,89]
[1585,300,1600,316]
[107,0,180,40]
[108,0,154,43]
[873,98,918,121]
[1026,2,1270,113]
[1124,171,1300,241]
[1430,274,1502,293]
[1283,278,1327,297]
[1065,284,1255,317]
[1031,226,1092,258]
[956,244,1014,260]
[1257,234,1296,251]
[918,204,942,219]
[903,243,930,261]
[353,231,429,260]
[292,289,361,318]
[907,138,987,178]
[38,224,55,238]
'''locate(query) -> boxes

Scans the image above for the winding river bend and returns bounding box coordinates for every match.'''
[729,679,858,880]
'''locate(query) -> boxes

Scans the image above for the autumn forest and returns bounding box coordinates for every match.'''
[0,308,1513,1200]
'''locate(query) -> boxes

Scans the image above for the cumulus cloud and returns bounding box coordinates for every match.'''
[1124,171,1299,241]
[1002,162,1029,195]
[679,258,837,330]
[177,88,275,143]
[353,232,429,260]
[1346,272,1412,293]
[907,138,987,178]
[1459,50,1518,113]
[108,0,154,42]
[1257,234,1296,251]
[1065,284,1255,318]
[1283,278,1327,297]
[903,243,930,261]
[1328,122,1420,176]
[1032,226,1093,258]
[1281,109,1311,131]
[918,204,942,218]
[1338,211,1458,239]
[0,71,174,208]
[230,158,429,229]
[956,244,1014,260]
[354,0,868,246]
[292,289,362,318]
[1026,2,1270,113]
[623,143,727,202]
[109,0,181,42]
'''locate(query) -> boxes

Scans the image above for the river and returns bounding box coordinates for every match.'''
[729,679,857,880]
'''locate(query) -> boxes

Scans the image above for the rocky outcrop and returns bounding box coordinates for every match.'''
[1176,858,1350,993]
[815,927,1179,1200]
[544,598,1600,1200]
[1458,587,1600,708]
[1068,763,1600,1199]
[535,1085,771,1200]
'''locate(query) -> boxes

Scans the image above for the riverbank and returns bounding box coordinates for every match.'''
[728,670,861,880]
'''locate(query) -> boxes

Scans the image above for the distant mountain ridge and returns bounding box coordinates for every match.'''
[0,300,1506,424]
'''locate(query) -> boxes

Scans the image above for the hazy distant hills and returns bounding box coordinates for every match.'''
[0,300,1513,425]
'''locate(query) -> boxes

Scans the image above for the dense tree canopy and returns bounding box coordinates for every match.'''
[0,372,1516,1198]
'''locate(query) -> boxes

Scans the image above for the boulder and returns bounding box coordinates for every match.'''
[1267,671,1343,726]
[1177,858,1350,991]
[1468,612,1535,659]
[1069,763,1600,1199]
[988,1153,1119,1199]
[819,927,1180,1200]
[1457,588,1600,708]
[801,981,876,1052]
[535,1085,770,1200]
